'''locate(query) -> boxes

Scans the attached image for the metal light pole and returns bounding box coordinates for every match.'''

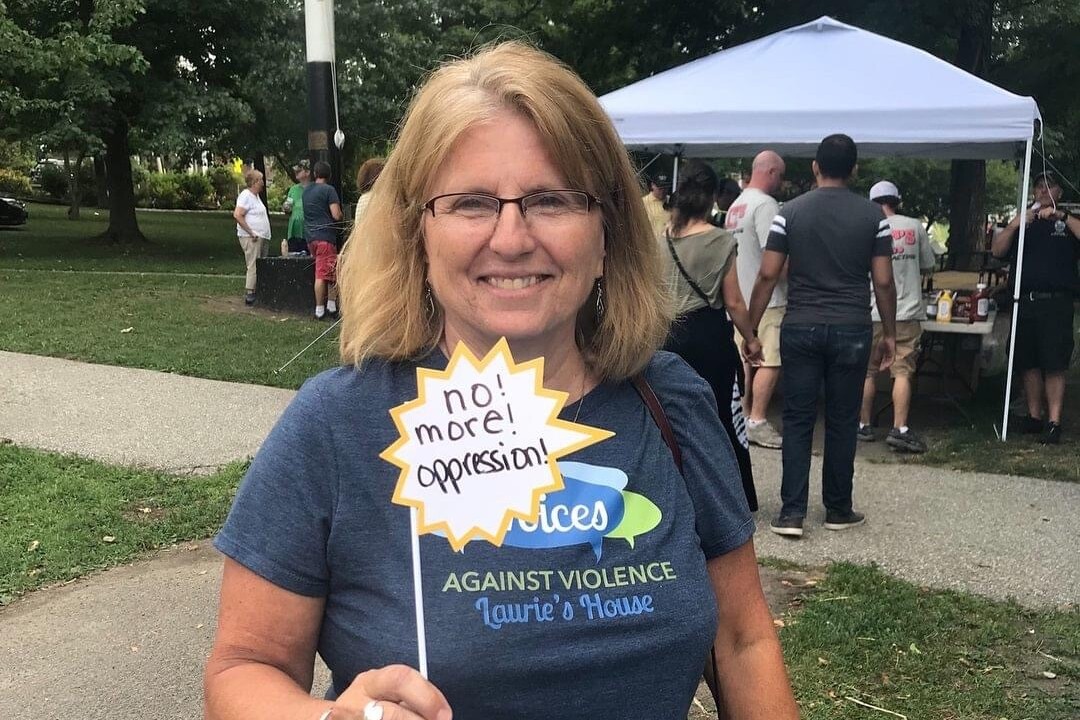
[304,0,344,200]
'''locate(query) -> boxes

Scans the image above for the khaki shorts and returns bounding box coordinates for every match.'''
[869,321,922,378]
[735,306,784,367]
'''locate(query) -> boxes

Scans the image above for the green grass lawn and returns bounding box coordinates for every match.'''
[0,269,339,388]
[0,201,287,274]
[782,563,1078,719]
[0,444,245,604]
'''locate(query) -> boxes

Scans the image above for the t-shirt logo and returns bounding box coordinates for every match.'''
[1053,219,1067,235]
[495,460,662,560]
[892,228,916,259]
[725,203,747,230]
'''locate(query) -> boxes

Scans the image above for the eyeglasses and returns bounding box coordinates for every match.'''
[422,190,600,229]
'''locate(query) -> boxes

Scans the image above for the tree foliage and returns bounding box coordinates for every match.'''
[3,0,1077,244]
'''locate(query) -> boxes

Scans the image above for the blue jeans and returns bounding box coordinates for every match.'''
[779,323,872,518]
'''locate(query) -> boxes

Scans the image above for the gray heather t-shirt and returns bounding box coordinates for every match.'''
[766,186,891,325]
[302,182,341,243]
[215,351,753,720]
[871,214,936,322]
[726,188,787,309]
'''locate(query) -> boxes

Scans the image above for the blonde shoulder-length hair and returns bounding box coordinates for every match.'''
[337,41,673,381]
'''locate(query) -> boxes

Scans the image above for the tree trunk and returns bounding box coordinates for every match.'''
[66,152,85,220]
[947,160,986,270]
[101,118,146,243]
[946,0,992,271]
[93,155,108,208]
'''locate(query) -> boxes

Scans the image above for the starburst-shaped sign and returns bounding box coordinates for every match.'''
[380,338,614,551]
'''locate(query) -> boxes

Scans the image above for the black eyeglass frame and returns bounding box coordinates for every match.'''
[421,190,602,217]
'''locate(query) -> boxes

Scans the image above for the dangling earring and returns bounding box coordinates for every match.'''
[425,284,436,318]
[594,278,605,324]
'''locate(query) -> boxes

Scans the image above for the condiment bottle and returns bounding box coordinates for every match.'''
[972,283,990,322]
[937,289,954,323]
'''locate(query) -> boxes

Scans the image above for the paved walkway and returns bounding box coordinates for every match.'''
[0,351,293,472]
[0,351,1077,718]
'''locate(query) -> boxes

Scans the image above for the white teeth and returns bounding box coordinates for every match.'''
[486,276,541,289]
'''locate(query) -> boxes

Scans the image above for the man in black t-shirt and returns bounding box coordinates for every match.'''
[992,172,1079,445]
[748,134,897,538]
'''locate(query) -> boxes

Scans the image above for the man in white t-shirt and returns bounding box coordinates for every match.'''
[727,150,786,448]
[858,181,937,453]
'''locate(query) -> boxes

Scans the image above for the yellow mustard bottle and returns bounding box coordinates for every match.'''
[937,289,954,323]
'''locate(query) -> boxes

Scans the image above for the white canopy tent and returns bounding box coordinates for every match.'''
[598,16,1043,439]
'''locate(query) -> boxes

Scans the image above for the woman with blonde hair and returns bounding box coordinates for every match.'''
[206,41,797,720]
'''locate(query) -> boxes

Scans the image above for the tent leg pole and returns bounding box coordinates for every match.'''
[1000,136,1034,441]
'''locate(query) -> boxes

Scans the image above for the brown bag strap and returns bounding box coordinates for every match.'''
[630,373,683,474]
[629,372,725,717]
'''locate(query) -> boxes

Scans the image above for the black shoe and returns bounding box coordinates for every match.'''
[1014,414,1045,434]
[856,425,876,442]
[1040,422,1062,445]
[824,509,865,531]
[886,427,928,453]
[244,292,256,306]
[769,515,804,538]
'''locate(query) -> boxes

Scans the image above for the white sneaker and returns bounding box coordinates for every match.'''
[747,420,783,449]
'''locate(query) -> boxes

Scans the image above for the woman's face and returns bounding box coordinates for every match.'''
[422,109,605,355]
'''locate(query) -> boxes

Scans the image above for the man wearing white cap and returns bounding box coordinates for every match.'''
[859,180,937,452]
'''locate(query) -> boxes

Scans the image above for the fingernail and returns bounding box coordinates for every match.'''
[437,710,453,720]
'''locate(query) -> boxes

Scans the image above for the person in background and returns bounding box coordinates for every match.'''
[992,171,1079,445]
[748,134,896,539]
[858,181,937,452]
[353,157,385,225]
[642,172,670,238]
[727,150,787,449]
[303,160,344,320]
[282,160,311,256]
[662,159,765,511]
[712,177,743,227]
[204,41,797,720]
[233,169,271,305]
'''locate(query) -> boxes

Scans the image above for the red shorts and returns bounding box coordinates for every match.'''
[308,240,338,282]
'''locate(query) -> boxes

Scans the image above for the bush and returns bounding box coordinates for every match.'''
[133,171,214,209]
[208,166,241,208]
[34,162,98,204]
[38,164,69,199]
[0,168,32,196]
[266,178,289,213]
[151,173,181,209]
[176,173,213,209]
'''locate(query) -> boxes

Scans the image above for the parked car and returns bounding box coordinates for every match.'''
[0,197,28,226]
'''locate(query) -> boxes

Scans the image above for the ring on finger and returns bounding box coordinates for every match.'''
[363,700,384,720]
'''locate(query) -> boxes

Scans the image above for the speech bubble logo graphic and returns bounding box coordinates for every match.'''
[606,491,662,549]
[380,338,614,551]
[501,477,625,560]
[557,460,628,492]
